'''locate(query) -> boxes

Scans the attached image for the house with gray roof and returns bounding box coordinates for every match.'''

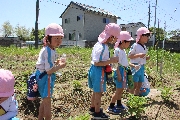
[120,22,153,41]
[60,1,120,42]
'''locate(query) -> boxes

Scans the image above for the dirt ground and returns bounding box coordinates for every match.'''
[17,81,180,120]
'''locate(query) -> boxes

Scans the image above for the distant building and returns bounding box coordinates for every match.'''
[120,22,153,41]
[60,1,120,42]
[170,34,180,41]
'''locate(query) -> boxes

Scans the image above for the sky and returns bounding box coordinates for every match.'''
[0,0,180,36]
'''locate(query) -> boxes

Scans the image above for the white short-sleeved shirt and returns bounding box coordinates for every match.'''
[91,42,109,65]
[141,74,150,88]
[129,43,148,64]
[36,46,57,73]
[114,48,129,67]
[0,95,18,120]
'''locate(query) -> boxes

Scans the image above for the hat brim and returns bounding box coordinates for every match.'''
[98,31,111,43]
[48,33,64,37]
[126,37,134,41]
[0,89,14,97]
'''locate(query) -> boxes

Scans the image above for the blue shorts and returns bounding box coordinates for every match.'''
[140,88,150,96]
[113,66,127,88]
[9,117,19,120]
[133,64,145,82]
[36,70,56,98]
[88,65,106,92]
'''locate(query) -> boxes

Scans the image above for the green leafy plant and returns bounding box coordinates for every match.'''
[126,94,147,119]
[73,80,82,90]
[160,86,173,102]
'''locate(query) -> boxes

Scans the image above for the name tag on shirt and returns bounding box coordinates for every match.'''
[0,105,6,116]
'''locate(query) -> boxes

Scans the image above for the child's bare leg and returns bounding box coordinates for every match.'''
[94,92,102,112]
[135,82,142,95]
[131,82,138,95]
[110,88,123,103]
[38,100,44,120]
[90,92,95,108]
[43,97,51,120]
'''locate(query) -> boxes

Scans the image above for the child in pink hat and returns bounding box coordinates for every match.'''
[107,31,133,114]
[28,23,66,120]
[128,27,151,96]
[0,69,19,120]
[88,23,120,119]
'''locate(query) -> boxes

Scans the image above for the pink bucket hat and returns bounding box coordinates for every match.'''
[136,27,150,42]
[0,69,15,97]
[45,23,64,37]
[98,23,121,43]
[114,31,134,48]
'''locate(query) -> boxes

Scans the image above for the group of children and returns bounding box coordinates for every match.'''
[88,23,151,119]
[0,22,150,120]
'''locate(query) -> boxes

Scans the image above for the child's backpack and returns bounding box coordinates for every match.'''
[27,71,47,100]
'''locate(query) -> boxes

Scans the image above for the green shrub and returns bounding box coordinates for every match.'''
[160,86,173,102]
[126,94,147,118]
[73,80,82,90]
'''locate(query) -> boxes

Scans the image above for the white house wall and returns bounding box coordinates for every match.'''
[84,12,117,41]
[62,4,85,41]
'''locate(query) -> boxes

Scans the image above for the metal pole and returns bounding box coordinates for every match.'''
[148,1,151,29]
[157,19,159,72]
[160,21,166,79]
[152,0,157,47]
[35,0,39,49]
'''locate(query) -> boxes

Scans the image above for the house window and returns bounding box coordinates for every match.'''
[121,27,126,31]
[77,16,80,21]
[69,32,75,40]
[65,19,67,23]
[103,18,109,24]
[65,18,70,24]
[69,33,72,40]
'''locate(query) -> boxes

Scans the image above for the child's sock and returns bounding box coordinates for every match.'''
[94,112,101,116]
[117,100,122,106]
[90,107,95,111]
[110,103,115,108]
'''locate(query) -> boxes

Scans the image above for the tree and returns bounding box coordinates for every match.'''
[38,28,45,40]
[168,29,180,38]
[29,28,35,41]
[149,27,167,41]
[29,28,45,41]
[1,21,13,37]
[14,24,30,41]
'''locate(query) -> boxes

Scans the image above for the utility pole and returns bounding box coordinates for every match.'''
[148,1,151,29]
[160,21,166,79]
[156,19,160,72]
[35,0,39,49]
[152,0,157,47]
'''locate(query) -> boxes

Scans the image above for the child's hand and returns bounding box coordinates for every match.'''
[59,61,66,69]
[138,53,146,58]
[134,65,140,70]
[55,59,60,65]
[110,57,118,63]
